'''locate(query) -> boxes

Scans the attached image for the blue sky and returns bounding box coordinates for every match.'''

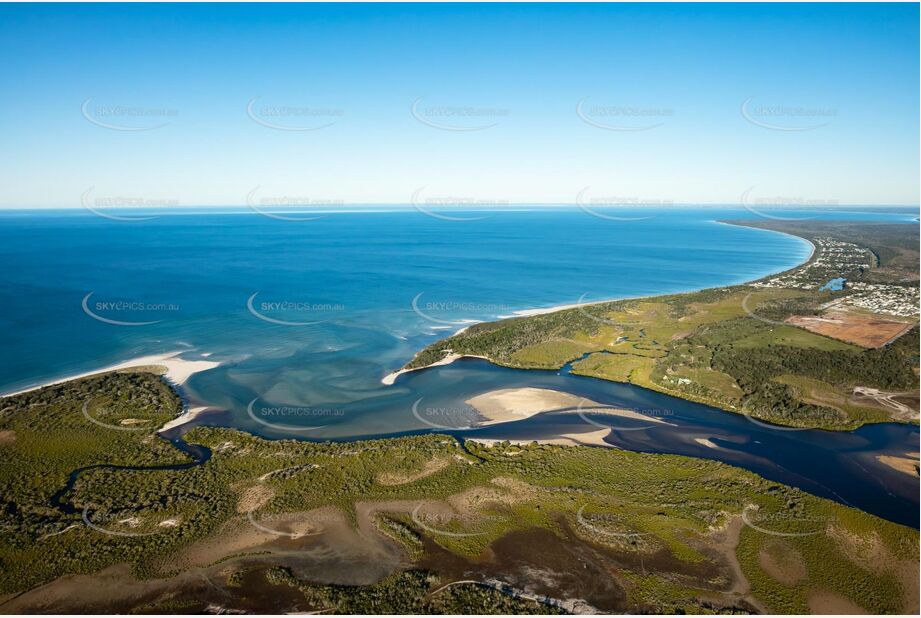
[0,2,917,207]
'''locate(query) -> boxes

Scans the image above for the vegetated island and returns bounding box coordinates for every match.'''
[0,370,918,615]
[399,220,920,431]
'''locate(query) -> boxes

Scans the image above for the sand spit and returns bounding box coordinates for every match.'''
[1,351,220,398]
[381,353,488,386]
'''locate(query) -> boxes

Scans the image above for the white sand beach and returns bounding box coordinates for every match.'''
[381,353,488,385]
[159,406,214,432]
[1,351,220,398]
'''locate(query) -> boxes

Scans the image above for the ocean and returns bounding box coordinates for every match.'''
[1,205,918,526]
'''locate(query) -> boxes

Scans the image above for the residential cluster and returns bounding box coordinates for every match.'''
[751,237,919,317]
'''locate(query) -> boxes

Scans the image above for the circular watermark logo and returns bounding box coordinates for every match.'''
[410,503,492,538]
[740,292,787,327]
[411,398,480,431]
[81,98,177,132]
[573,292,622,326]
[740,504,829,537]
[576,98,672,132]
[246,292,344,326]
[82,398,154,432]
[245,186,341,221]
[740,97,837,132]
[576,504,648,539]
[740,187,822,221]
[81,506,173,538]
[575,186,659,221]
[245,509,333,538]
[576,398,674,432]
[410,187,497,221]
[246,97,343,132]
[80,187,176,222]
[81,292,178,326]
[246,397,341,433]
[410,98,508,132]
[411,292,511,325]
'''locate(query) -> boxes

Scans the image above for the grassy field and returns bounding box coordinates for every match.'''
[404,222,919,431]
[0,371,917,614]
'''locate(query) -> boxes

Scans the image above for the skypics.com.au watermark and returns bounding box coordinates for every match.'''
[81,292,179,326]
[740,98,837,132]
[245,186,343,221]
[81,98,178,132]
[577,98,673,132]
[80,187,178,221]
[246,293,345,326]
[247,397,344,433]
[411,98,509,132]
[246,97,343,131]
[412,292,512,325]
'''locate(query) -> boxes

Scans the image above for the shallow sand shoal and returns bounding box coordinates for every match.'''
[468,428,613,448]
[876,453,920,477]
[465,387,672,428]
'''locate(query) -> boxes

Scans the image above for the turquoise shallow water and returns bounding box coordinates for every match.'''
[1,205,918,526]
[0,206,821,402]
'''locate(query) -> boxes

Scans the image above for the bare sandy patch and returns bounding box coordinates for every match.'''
[757,540,807,586]
[708,515,768,614]
[0,429,16,445]
[448,476,537,515]
[172,506,346,571]
[466,388,671,428]
[876,453,919,477]
[786,310,915,348]
[159,406,214,432]
[236,484,275,514]
[694,437,718,449]
[807,589,869,614]
[377,456,452,486]
[118,418,152,426]
[827,525,887,568]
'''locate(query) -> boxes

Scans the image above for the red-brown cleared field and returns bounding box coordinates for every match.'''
[786,310,916,348]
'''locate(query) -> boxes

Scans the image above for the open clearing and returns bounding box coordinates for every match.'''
[785,309,915,348]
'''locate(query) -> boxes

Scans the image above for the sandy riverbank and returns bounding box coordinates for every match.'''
[381,353,489,385]
[468,427,614,448]
[465,387,673,428]
[1,351,220,398]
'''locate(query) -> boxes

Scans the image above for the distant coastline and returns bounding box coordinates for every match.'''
[384,220,816,385]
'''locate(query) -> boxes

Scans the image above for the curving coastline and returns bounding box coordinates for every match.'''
[0,351,220,399]
[384,220,818,386]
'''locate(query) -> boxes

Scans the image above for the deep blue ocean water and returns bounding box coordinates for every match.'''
[0,206,825,395]
[1,206,917,525]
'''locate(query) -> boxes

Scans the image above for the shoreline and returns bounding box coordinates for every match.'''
[384,220,817,383]
[0,351,220,399]
[382,353,489,385]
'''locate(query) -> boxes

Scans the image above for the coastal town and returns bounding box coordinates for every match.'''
[752,236,920,318]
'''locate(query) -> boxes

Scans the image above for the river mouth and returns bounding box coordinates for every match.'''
[165,357,919,530]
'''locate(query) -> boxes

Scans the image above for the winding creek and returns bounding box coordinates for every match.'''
[124,356,921,531]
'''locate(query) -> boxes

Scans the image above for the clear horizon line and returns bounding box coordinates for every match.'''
[1,202,919,211]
